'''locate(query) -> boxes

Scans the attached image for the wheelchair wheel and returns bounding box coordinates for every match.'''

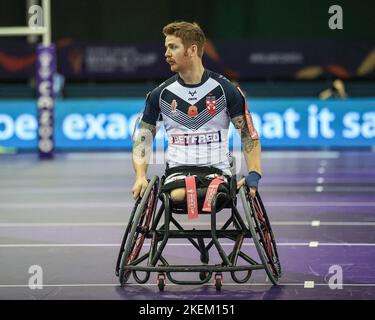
[115,197,140,280]
[239,187,281,285]
[253,191,282,277]
[118,176,159,285]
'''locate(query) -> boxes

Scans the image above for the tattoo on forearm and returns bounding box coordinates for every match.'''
[133,121,156,161]
[232,115,257,153]
[140,121,157,137]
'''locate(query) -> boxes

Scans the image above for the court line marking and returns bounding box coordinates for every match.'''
[1,282,375,288]
[269,202,375,207]
[1,242,375,248]
[63,151,340,160]
[1,186,374,194]
[0,187,130,194]
[304,281,315,288]
[0,203,133,209]
[1,201,375,209]
[311,220,321,227]
[0,221,375,227]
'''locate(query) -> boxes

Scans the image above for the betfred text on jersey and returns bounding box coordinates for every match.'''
[169,131,221,145]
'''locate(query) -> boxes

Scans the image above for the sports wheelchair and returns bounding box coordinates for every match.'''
[115,166,281,291]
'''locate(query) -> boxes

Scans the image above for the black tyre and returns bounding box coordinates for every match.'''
[115,197,140,279]
[239,187,281,285]
[214,276,222,291]
[253,191,282,277]
[157,273,166,291]
[118,176,159,285]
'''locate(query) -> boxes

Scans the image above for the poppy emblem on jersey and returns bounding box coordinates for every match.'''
[188,105,198,118]
[171,99,177,113]
[206,96,216,115]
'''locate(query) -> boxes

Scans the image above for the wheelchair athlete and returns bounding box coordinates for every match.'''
[131,21,262,209]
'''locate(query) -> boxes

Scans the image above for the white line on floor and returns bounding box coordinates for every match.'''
[0,203,133,209]
[62,151,340,161]
[0,187,130,194]
[1,201,374,209]
[0,242,374,248]
[304,281,315,288]
[309,241,319,247]
[262,151,339,159]
[268,202,375,207]
[0,186,374,194]
[0,221,375,227]
[1,282,375,289]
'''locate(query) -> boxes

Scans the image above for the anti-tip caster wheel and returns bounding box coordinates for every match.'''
[157,273,166,291]
[214,273,223,291]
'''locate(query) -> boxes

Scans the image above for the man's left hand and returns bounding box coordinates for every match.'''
[237,177,256,198]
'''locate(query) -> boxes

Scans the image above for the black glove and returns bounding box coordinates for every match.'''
[245,171,261,189]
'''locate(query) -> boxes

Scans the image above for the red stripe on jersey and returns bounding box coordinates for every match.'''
[236,87,259,140]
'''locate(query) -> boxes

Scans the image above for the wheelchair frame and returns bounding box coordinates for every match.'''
[115,174,281,291]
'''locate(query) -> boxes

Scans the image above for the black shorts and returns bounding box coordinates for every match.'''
[160,165,231,207]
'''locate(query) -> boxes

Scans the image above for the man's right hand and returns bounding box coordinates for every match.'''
[132,177,149,200]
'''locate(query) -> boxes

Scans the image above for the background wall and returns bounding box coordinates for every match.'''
[1,0,374,42]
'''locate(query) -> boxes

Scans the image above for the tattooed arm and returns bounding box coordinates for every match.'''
[232,115,262,197]
[131,121,156,199]
[232,115,262,175]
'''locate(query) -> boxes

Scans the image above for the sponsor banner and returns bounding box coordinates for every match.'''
[36,45,56,158]
[55,99,141,149]
[0,101,38,148]
[0,98,374,150]
[1,40,375,80]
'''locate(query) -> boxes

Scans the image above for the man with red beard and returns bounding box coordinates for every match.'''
[132,21,261,211]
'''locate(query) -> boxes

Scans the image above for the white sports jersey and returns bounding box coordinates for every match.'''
[141,69,246,172]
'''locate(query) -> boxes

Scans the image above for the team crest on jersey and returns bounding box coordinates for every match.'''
[171,99,178,113]
[206,96,216,115]
[188,105,198,118]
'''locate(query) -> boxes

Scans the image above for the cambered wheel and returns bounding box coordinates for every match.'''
[116,197,140,280]
[117,176,159,285]
[239,187,281,285]
[252,192,282,277]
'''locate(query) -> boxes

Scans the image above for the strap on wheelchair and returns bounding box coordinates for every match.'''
[160,165,231,216]
[202,178,225,213]
[185,176,199,219]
